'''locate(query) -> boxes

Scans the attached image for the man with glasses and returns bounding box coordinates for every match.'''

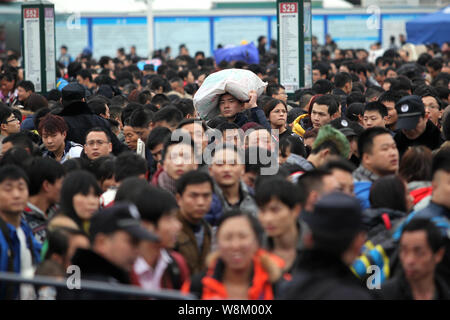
[83,127,113,161]
[417,87,444,128]
[267,84,288,104]
[0,104,20,153]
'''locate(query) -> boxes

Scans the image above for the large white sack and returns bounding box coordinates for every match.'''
[193,68,267,121]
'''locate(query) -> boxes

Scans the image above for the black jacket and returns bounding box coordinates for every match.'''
[381,272,450,300]
[332,88,348,114]
[394,120,443,157]
[362,207,407,233]
[279,249,374,300]
[57,248,133,300]
[208,107,271,131]
[56,100,127,155]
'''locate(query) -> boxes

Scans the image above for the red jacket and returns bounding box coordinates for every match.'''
[181,249,285,300]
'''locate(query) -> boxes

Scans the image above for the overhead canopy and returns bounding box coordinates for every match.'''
[48,0,212,13]
[406,6,450,46]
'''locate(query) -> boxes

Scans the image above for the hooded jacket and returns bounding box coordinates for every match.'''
[181,249,285,300]
[56,100,126,155]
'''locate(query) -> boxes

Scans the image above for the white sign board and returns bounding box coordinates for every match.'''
[303,1,312,89]
[23,8,42,92]
[279,2,300,93]
[44,8,56,92]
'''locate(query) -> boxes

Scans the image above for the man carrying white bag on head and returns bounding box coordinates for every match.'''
[193,69,271,130]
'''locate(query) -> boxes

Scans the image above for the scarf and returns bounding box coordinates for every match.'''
[158,170,177,195]
[353,165,380,183]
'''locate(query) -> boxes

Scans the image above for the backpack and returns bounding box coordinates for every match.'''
[165,251,182,290]
[352,213,404,284]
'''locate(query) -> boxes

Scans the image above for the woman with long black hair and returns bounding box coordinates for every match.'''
[53,170,102,235]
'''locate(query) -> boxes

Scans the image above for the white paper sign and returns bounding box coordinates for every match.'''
[23,8,41,92]
[45,7,56,92]
[279,2,300,93]
[303,1,312,88]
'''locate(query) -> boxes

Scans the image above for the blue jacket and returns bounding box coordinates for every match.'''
[393,201,449,241]
[0,219,41,299]
[354,181,372,210]
[204,193,224,227]
[20,115,35,131]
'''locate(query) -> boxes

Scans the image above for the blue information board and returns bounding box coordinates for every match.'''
[154,17,211,57]
[92,17,148,59]
[55,17,88,59]
[213,16,268,50]
[55,12,430,59]
[327,15,379,50]
[312,15,325,44]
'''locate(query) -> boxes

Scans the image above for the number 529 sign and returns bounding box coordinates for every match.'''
[280,2,298,14]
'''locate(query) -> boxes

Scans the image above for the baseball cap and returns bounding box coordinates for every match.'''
[330,117,364,136]
[303,192,364,238]
[339,127,357,138]
[89,202,159,242]
[395,95,425,130]
[61,82,86,102]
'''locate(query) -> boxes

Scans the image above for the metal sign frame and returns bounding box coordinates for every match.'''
[21,1,56,94]
[276,0,312,99]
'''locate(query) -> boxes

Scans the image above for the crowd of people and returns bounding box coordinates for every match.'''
[0,36,449,300]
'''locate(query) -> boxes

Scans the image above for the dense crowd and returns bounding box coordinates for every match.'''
[0,37,449,300]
